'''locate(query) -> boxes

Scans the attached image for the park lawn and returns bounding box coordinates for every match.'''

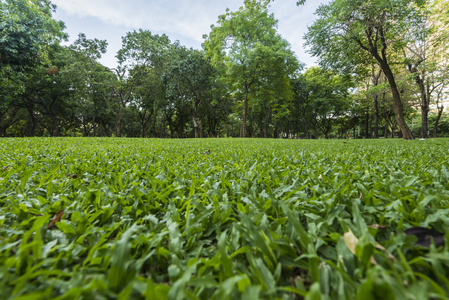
[1,137,449,299]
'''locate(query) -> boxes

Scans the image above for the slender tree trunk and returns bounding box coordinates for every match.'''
[263,106,271,138]
[241,84,249,138]
[421,105,429,138]
[433,105,444,138]
[416,76,430,138]
[364,36,414,139]
[384,114,389,138]
[303,111,308,138]
[365,108,370,139]
[371,66,382,138]
[92,100,97,137]
[26,107,37,137]
[373,97,379,138]
[115,104,122,137]
[52,118,60,137]
[192,115,199,138]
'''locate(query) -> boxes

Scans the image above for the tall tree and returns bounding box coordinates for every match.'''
[303,0,428,139]
[115,30,173,137]
[0,0,66,135]
[204,0,298,137]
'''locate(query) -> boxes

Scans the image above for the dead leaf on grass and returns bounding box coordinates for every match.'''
[47,210,64,229]
[368,224,387,230]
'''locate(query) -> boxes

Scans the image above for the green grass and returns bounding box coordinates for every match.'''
[1,138,449,299]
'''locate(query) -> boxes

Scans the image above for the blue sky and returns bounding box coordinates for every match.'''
[52,0,329,68]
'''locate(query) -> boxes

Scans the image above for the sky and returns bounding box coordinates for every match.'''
[51,0,329,69]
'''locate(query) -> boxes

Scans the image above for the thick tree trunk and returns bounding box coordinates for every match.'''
[379,63,414,139]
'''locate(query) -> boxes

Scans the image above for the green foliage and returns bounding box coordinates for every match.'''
[1,138,449,299]
[203,0,299,137]
[0,0,63,69]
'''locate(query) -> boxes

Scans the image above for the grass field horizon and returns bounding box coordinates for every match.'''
[1,137,449,299]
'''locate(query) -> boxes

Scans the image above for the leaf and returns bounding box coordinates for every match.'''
[343,229,358,256]
[47,210,64,229]
[368,224,387,230]
[344,229,377,265]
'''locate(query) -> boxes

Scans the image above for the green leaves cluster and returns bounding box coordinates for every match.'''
[1,138,449,299]
[204,0,299,137]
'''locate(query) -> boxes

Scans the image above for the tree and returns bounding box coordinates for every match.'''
[303,0,428,140]
[301,67,354,139]
[204,0,299,137]
[163,47,217,138]
[115,30,174,137]
[0,0,65,69]
[0,0,66,136]
[68,33,110,136]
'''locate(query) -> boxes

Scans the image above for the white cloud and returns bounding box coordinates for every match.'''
[52,0,243,43]
[52,0,329,67]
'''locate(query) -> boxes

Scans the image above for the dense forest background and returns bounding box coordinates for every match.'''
[1,0,448,139]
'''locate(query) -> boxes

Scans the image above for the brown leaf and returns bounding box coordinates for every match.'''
[2,166,8,171]
[368,224,387,230]
[47,210,64,229]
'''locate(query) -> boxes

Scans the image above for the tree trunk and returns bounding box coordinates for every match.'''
[241,84,249,138]
[416,76,430,138]
[365,108,370,138]
[421,105,429,138]
[433,105,444,138]
[364,35,414,139]
[379,62,414,139]
[92,100,97,137]
[302,111,308,138]
[384,114,389,138]
[263,107,271,138]
[371,66,382,139]
[241,96,248,138]
[26,107,37,137]
[52,118,60,137]
[192,115,199,138]
[115,103,122,137]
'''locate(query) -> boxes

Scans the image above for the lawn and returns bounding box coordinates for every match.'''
[1,138,449,299]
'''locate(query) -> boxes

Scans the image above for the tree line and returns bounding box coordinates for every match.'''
[1,0,448,139]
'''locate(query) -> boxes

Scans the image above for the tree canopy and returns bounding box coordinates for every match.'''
[0,0,448,139]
